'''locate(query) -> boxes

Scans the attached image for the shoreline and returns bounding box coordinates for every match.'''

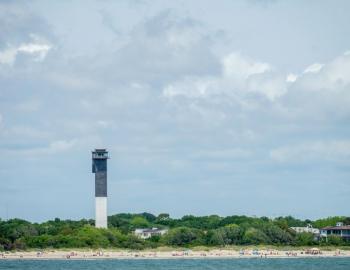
[1,249,350,260]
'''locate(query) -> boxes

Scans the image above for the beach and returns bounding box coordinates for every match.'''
[1,248,350,260]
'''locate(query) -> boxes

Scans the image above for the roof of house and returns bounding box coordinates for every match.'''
[321,225,350,230]
[290,226,319,229]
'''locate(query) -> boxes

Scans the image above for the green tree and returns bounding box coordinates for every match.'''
[343,217,350,225]
[274,216,307,227]
[295,232,316,246]
[139,213,157,222]
[75,226,110,248]
[157,213,170,221]
[108,215,132,233]
[163,227,203,246]
[123,234,146,250]
[242,228,269,244]
[103,228,126,247]
[209,224,243,246]
[327,235,344,246]
[130,216,150,228]
[261,223,293,244]
[312,217,345,228]
[0,219,38,242]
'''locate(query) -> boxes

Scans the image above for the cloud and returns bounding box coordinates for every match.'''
[0,39,51,66]
[15,99,41,112]
[163,50,348,113]
[191,148,252,160]
[248,0,279,7]
[284,53,350,99]
[280,51,350,123]
[94,10,221,84]
[3,139,77,156]
[46,72,96,90]
[3,126,50,140]
[98,9,122,35]
[0,2,53,47]
[270,140,350,163]
[223,52,271,79]
[0,2,349,220]
[246,72,287,100]
[0,48,17,65]
[163,77,217,99]
[17,42,51,60]
[48,140,76,153]
[0,2,53,69]
[303,63,324,74]
[323,53,350,86]
[163,52,286,101]
[286,73,298,82]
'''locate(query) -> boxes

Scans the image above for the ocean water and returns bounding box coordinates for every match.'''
[0,258,349,270]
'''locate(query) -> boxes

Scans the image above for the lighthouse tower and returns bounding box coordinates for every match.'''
[92,149,109,228]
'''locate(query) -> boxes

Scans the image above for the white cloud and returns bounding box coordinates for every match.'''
[286,73,298,82]
[0,48,18,65]
[246,74,287,100]
[0,39,51,66]
[48,140,76,153]
[303,63,324,74]
[17,42,51,61]
[163,77,217,99]
[223,52,271,79]
[324,53,350,85]
[288,52,350,95]
[166,24,203,49]
[163,52,286,101]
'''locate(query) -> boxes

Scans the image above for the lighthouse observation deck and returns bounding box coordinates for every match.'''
[92,149,109,159]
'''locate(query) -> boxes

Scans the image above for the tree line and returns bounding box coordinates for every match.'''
[0,213,349,251]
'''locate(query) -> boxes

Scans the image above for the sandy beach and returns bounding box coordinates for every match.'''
[1,248,350,260]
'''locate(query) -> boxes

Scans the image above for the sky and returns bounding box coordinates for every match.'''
[0,0,350,222]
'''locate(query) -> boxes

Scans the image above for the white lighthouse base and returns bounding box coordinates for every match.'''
[95,197,107,228]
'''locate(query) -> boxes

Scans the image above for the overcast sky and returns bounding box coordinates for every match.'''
[0,0,350,222]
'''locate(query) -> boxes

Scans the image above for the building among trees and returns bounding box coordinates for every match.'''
[291,224,320,234]
[320,222,350,241]
[134,228,168,239]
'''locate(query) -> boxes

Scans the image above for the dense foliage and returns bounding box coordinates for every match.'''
[0,213,349,251]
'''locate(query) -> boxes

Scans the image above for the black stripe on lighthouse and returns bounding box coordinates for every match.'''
[95,171,107,197]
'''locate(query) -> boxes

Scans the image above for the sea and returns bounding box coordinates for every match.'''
[0,258,350,270]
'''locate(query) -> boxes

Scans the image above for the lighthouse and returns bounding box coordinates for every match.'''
[92,149,109,228]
